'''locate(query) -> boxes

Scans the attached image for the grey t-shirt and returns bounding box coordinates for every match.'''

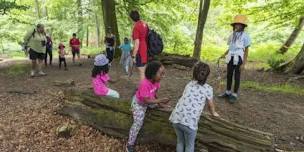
[169,81,213,130]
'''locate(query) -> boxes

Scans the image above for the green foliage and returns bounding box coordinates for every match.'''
[4,64,29,76]
[267,53,286,70]
[0,0,28,15]
[243,81,304,96]
[0,0,303,70]
[81,46,103,56]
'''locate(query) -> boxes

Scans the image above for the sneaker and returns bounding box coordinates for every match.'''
[126,145,135,152]
[38,71,47,76]
[30,70,35,77]
[218,92,231,98]
[64,68,68,71]
[228,94,238,103]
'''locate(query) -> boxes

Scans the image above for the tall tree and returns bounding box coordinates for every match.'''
[291,42,304,74]
[101,0,120,55]
[42,0,48,19]
[95,12,101,47]
[277,16,304,54]
[77,0,84,46]
[86,25,89,47]
[193,0,211,59]
[34,0,42,19]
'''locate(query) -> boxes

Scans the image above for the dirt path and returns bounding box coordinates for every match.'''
[0,58,303,151]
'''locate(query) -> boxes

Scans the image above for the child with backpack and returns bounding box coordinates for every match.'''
[169,61,219,152]
[126,61,170,152]
[218,15,251,103]
[58,43,68,70]
[92,54,120,98]
[119,37,132,75]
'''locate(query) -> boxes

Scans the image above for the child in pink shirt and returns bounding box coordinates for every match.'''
[58,43,67,70]
[126,61,170,152]
[91,54,119,98]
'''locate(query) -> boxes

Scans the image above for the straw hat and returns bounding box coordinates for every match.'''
[231,15,248,26]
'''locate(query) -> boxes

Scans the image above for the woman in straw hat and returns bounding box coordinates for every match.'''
[218,15,251,103]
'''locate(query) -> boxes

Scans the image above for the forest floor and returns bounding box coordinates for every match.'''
[0,56,304,152]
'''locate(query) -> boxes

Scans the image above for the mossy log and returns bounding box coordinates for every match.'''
[58,89,274,152]
[53,80,75,87]
[158,54,198,68]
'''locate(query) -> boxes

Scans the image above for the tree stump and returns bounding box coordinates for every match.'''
[58,89,274,152]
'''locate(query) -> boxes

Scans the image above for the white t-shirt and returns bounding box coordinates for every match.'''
[169,81,213,130]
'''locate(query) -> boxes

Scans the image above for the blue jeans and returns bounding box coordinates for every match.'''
[172,123,197,152]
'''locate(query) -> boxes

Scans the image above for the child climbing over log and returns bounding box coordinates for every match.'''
[169,61,219,152]
[91,54,120,98]
[126,61,170,152]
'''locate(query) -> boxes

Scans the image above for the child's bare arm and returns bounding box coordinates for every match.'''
[143,97,170,104]
[207,99,219,117]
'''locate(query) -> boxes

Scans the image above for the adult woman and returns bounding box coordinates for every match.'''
[24,23,47,77]
[129,10,149,80]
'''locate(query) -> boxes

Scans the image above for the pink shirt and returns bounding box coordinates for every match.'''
[135,78,160,104]
[92,73,110,96]
[59,48,65,58]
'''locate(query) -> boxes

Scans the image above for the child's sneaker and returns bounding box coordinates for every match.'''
[218,91,231,98]
[228,93,238,103]
[30,70,35,77]
[126,145,135,152]
[38,71,47,76]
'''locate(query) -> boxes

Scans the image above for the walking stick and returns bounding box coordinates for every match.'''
[129,60,134,77]
[216,58,224,91]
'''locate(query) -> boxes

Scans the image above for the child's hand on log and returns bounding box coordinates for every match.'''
[158,102,172,111]
[212,112,220,117]
[160,98,170,104]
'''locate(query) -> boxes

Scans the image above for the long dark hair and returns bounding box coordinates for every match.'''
[145,61,163,80]
[232,24,246,43]
[91,65,109,77]
[192,62,210,86]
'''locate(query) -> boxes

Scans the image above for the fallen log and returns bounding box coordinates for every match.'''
[7,90,37,95]
[53,80,75,87]
[58,89,274,152]
[158,54,198,68]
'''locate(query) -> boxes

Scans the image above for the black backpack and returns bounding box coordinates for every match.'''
[147,27,163,56]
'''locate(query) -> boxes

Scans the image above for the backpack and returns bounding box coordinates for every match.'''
[147,27,163,56]
[22,29,36,51]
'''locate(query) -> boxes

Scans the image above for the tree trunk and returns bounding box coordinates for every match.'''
[34,0,42,19]
[277,16,304,54]
[86,25,89,47]
[77,0,84,47]
[41,0,48,19]
[193,0,210,59]
[101,0,121,57]
[59,89,274,152]
[95,12,101,47]
[290,42,304,74]
[159,53,198,68]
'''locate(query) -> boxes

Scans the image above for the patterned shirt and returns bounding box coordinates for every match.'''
[169,81,213,130]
